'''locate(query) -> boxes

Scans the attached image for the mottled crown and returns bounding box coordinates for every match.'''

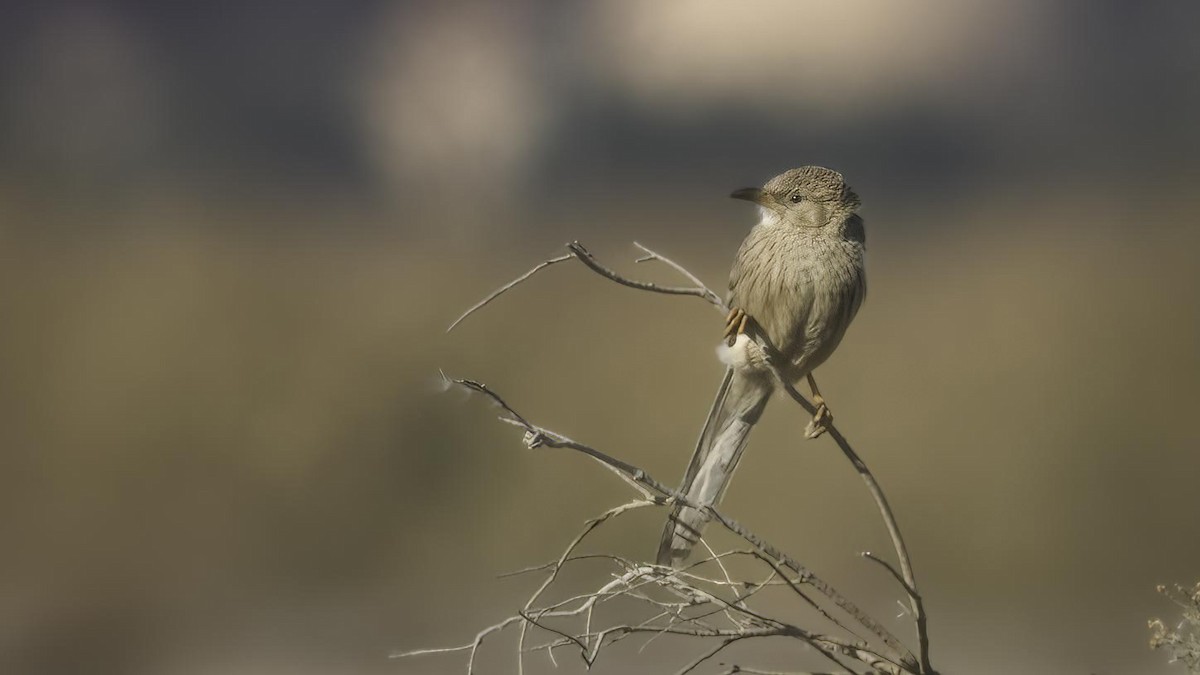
[764,166,860,210]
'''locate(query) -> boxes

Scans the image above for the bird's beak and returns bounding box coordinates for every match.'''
[730,187,769,205]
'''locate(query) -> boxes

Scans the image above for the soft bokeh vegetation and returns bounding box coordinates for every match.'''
[1151,582,1200,672]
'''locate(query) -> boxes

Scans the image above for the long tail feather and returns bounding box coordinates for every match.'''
[656,368,772,566]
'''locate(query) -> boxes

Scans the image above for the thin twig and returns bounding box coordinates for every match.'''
[750,550,872,650]
[497,554,615,579]
[454,376,655,499]
[566,241,724,308]
[448,241,724,334]
[391,615,522,674]
[446,253,574,332]
[861,552,920,600]
[676,636,746,675]
[721,668,878,675]
[518,499,654,673]
[780,382,932,674]
[699,536,745,627]
[632,241,727,310]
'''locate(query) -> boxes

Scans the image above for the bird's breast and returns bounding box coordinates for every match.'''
[732,228,864,377]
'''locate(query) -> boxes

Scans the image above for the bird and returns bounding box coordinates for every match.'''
[656,166,867,567]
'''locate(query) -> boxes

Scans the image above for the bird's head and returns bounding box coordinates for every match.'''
[731,166,860,231]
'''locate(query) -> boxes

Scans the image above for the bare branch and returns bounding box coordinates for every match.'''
[531,241,934,670]
[444,374,916,671]
[446,253,574,332]
[862,552,920,600]
[632,241,727,310]
[453,376,656,499]
[448,240,724,334]
[426,240,937,675]
[676,635,747,675]
[518,500,655,674]
[706,508,914,669]
[390,615,522,675]
[750,550,871,649]
[779,382,932,674]
[566,241,724,308]
[720,662,883,667]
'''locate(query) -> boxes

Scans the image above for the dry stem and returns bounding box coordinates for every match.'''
[413,240,935,674]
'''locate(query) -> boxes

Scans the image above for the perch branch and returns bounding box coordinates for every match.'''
[447,376,916,672]
[436,240,933,674]
[779,383,931,674]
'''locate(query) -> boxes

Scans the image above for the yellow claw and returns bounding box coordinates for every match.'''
[723,308,748,346]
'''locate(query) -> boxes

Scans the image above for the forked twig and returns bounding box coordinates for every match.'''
[447,241,724,333]
[565,241,726,309]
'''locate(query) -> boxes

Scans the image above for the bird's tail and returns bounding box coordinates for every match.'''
[656,367,773,567]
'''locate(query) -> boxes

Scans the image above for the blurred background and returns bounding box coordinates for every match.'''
[1,1,1198,673]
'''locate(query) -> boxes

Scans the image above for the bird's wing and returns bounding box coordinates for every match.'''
[728,225,815,359]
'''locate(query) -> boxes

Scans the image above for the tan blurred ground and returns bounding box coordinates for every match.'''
[2,2,1200,674]
[1,177,1198,674]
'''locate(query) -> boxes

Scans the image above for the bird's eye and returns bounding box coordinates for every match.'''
[790,194,803,203]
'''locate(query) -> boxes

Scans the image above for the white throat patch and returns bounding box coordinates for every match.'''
[757,206,781,227]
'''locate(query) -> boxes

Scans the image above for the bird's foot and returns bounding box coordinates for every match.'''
[804,395,832,440]
[723,307,748,347]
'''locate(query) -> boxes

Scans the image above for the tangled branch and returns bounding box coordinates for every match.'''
[409,241,935,674]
